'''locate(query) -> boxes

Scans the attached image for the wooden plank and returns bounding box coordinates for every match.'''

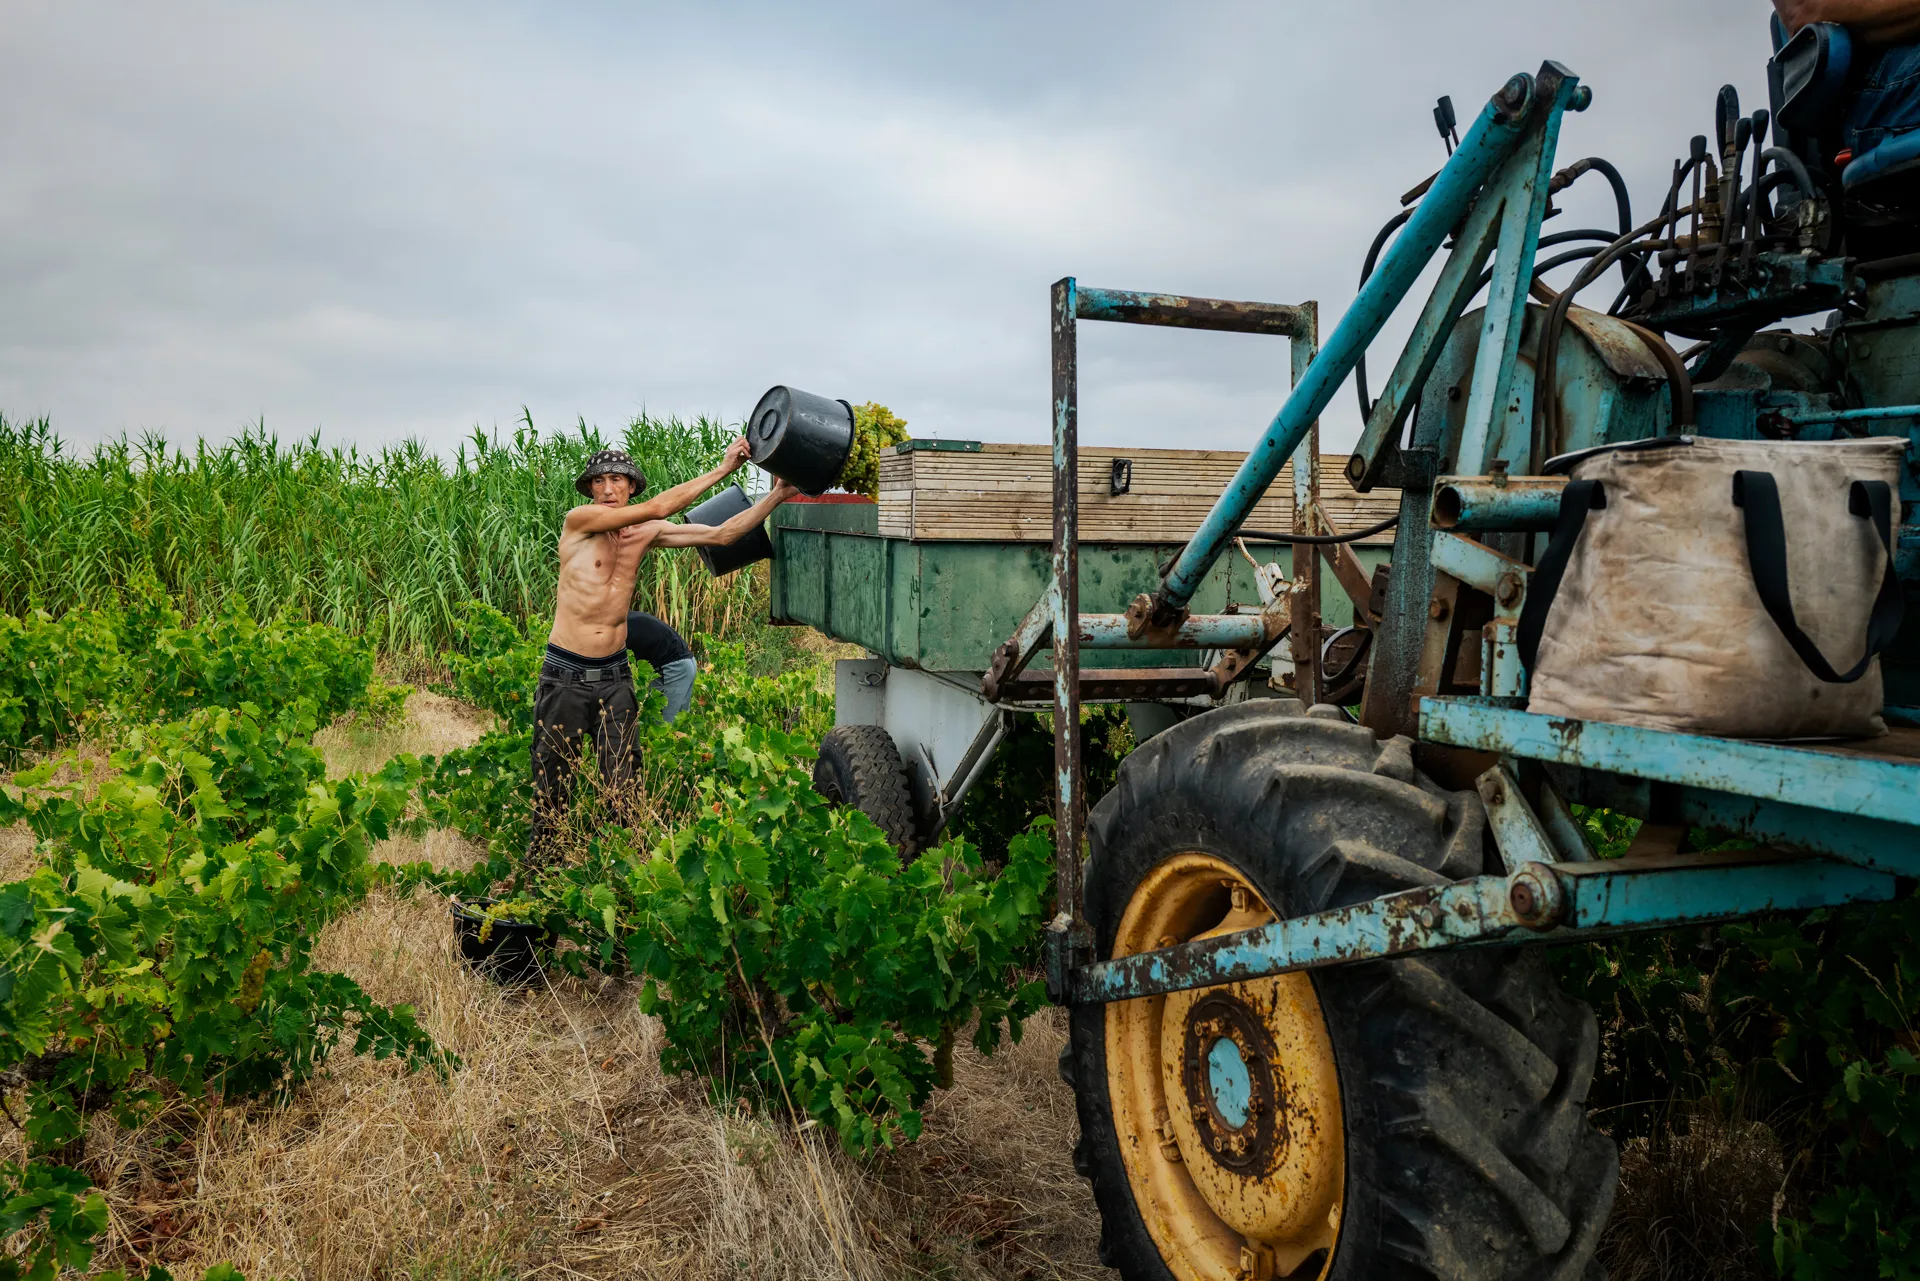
[873,442,1400,544]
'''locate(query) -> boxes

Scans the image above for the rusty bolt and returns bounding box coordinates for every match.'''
[1508,865,1564,929]
[1429,598,1451,621]
[1495,73,1533,113]
[1154,1106,1183,1163]
[1496,571,1524,608]
[1483,778,1507,807]
[1239,1243,1278,1281]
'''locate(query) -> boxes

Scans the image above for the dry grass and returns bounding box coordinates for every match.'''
[1598,1107,1784,1281]
[313,688,494,780]
[0,821,33,883]
[29,684,1100,1280]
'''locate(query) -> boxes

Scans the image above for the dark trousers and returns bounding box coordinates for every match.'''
[526,660,640,867]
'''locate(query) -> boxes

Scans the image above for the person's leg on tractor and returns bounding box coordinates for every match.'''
[652,655,697,722]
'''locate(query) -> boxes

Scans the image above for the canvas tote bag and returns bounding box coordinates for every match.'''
[1516,435,1906,738]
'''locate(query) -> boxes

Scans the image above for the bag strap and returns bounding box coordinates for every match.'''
[1516,478,1607,674]
[1732,469,1905,685]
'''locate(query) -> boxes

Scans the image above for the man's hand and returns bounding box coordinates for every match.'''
[722,437,751,474]
[770,478,801,503]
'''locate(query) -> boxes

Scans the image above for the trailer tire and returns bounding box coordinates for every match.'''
[1061,700,1616,1281]
[812,724,922,858]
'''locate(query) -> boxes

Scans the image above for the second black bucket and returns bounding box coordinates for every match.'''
[687,484,774,577]
[747,385,854,495]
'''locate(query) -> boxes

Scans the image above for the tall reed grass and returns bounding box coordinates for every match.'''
[0,411,764,655]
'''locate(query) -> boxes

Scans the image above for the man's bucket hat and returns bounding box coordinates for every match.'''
[576,449,648,498]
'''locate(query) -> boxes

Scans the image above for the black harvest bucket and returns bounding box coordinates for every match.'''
[451,898,547,986]
[687,484,774,577]
[747,386,854,495]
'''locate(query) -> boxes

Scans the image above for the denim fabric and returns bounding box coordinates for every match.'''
[1849,40,1920,154]
[650,656,698,723]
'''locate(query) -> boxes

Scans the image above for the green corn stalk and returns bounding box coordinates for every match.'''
[0,411,765,657]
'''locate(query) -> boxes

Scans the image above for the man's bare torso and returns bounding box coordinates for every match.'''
[549,522,652,656]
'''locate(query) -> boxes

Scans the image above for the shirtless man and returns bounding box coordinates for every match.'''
[529,443,797,865]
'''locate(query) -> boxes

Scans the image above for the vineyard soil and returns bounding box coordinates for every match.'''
[1,689,1102,1280]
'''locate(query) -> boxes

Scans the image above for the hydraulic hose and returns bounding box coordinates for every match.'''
[1354,208,1414,423]
[1239,514,1400,544]
[1551,157,1640,290]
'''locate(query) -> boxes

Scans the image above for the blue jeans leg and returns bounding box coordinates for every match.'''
[653,657,698,722]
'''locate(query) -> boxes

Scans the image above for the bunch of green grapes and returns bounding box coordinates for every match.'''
[839,402,908,499]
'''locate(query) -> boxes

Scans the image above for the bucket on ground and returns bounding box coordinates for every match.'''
[451,898,547,986]
[687,483,775,576]
[747,385,854,494]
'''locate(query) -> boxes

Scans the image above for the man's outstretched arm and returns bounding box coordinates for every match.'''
[648,480,800,547]
[631,438,753,521]
[564,439,757,534]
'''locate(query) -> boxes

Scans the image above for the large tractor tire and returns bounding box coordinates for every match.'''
[1062,700,1616,1281]
[812,724,922,857]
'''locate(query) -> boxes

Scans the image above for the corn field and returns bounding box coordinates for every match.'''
[0,411,765,654]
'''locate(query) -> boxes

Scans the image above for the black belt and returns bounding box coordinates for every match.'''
[542,660,630,684]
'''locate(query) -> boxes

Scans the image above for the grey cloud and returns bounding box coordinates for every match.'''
[0,0,1773,456]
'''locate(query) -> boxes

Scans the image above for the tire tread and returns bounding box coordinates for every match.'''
[1061,702,1617,1281]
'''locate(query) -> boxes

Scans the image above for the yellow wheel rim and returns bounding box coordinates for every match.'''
[1106,854,1344,1280]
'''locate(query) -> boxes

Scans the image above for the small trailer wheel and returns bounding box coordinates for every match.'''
[1061,700,1616,1280]
[812,724,922,858]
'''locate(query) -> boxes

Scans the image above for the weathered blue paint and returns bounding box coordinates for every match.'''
[1476,762,1560,871]
[1074,876,1517,1004]
[1155,76,1543,614]
[1077,612,1274,649]
[1206,1038,1253,1127]
[1556,849,1895,929]
[1429,531,1530,597]
[1780,403,1920,425]
[1349,65,1584,491]
[1455,69,1582,476]
[1431,476,1567,531]
[1419,697,1920,833]
[1071,849,1895,1004]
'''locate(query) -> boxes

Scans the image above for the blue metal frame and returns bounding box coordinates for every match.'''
[1153,65,1585,617]
[1073,847,1896,1004]
[1040,60,1920,1009]
[1419,697,1920,836]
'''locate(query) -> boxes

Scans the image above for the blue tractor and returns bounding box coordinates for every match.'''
[1011,36,1920,1281]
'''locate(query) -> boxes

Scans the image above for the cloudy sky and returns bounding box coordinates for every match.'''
[0,1,1773,459]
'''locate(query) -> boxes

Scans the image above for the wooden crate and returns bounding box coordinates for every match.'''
[876,442,1399,543]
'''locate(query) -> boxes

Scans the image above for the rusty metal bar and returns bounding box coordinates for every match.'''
[1074,287,1311,337]
[1430,474,1568,531]
[1001,667,1219,701]
[1077,612,1273,649]
[1050,277,1086,926]
[1288,306,1322,702]
[1070,848,1896,1004]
